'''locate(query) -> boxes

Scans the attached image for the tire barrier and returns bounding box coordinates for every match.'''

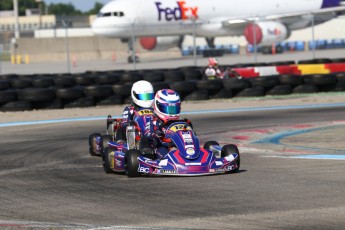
[1,60,345,111]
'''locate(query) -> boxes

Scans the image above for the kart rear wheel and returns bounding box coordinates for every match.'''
[125,149,142,178]
[89,133,101,156]
[103,147,114,174]
[101,135,113,158]
[203,141,220,149]
[221,144,240,172]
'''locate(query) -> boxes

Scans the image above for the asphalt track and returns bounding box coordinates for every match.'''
[1,103,345,229]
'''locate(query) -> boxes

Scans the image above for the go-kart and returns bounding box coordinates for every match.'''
[88,108,154,158]
[103,119,240,177]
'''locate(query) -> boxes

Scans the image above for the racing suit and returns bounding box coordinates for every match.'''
[116,104,153,142]
[142,116,194,159]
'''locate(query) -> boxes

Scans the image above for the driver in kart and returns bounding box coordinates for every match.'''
[116,80,154,143]
[141,89,193,159]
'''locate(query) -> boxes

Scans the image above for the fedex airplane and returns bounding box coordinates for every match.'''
[91,0,345,53]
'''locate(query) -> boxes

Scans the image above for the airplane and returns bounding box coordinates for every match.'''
[91,0,345,59]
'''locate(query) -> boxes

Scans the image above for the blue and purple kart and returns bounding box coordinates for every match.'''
[94,118,240,177]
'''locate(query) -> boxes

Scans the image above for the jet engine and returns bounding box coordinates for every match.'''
[139,36,183,51]
[244,21,290,46]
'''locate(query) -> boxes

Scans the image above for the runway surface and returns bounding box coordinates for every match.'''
[1,104,345,229]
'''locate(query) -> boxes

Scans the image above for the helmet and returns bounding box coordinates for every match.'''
[131,80,154,108]
[208,57,218,67]
[154,89,181,122]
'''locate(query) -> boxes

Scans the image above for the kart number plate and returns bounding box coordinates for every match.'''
[138,109,153,116]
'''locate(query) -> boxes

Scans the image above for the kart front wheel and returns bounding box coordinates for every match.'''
[221,144,240,172]
[203,141,220,149]
[103,147,114,174]
[101,135,113,157]
[89,133,101,156]
[125,149,142,178]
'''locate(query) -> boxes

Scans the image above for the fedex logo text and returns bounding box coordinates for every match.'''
[155,1,198,21]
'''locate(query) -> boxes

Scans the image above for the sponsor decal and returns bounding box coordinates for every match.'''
[139,167,150,173]
[186,148,195,155]
[115,159,122,167]
[161,169,176,174]
[225,165,235,171]
[209,168,225,172]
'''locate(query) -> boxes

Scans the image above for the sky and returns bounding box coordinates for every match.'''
[43,0,111,12]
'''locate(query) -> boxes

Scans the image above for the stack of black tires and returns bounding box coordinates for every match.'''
[1,64,345,112]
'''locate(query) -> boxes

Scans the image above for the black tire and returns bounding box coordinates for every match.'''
[236,87,265,97]
[97,95,123,105]
[55,87,84,99]
[304,74,337,86]
[204,141,220,149]
[184,90,209,101]
[196,80,223,91]
[279,75,304,86]
[222,78,250,90]
[32,99,63,110]
[32,77,54,88]
[184,71,202,81]
[17,88,55,102]
[89,133,101,156]
[125,149,142,178]
[333,82,345,92]
[0,80,10,90]
[152,82,171,93]
[83,85,113,98]
[249,76,279,89]
[266,85,292,96]
[64,96,95,108]
[111,84,132,96]
[94,74,120,85]
[211,89,233,99]
[103,147,114,174]
[170,81,197,93]
[293,85,318,94]
[0,91,17,103]
[335,72,345,83]
[164,70,184,82]
[120,73,143,83]
[11,79,32,89]
[1,101,32,111]
[221,144,240,172]
[75,75,95,85]
[53,77,75,87]
[143,72,165,82]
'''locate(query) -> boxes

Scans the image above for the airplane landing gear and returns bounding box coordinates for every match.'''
[127,37,140,63]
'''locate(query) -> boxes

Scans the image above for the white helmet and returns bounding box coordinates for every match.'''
[131,80,154,108]
[154,89,181,122]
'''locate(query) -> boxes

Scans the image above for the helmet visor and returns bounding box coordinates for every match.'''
[157,102,180,116]
[134,92,154,101]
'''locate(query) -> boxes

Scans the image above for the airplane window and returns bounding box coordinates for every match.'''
[119,12,124,17]
[114,12,118,16]
[97,12,112,17]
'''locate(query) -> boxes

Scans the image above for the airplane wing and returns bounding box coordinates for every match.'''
[221,5,345,30]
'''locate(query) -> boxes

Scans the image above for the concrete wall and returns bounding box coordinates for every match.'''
[15,36,181,62]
